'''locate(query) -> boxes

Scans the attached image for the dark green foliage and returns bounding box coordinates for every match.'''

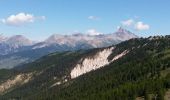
[0,69,19,83]
[0,36,170,100]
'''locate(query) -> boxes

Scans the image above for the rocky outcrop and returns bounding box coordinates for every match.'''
[0,73,33,94]
[70,47,129,79]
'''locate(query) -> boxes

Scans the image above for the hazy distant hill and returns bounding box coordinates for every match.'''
[0,27,138,69]
[0,35,169,100]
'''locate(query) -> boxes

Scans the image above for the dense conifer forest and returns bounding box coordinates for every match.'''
[0,36,170,100]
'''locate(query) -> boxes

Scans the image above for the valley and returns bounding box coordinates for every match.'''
[0,36,169,100]
[1,1,170,99]
[0,28,137,69]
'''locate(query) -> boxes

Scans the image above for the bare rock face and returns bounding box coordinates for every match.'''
[0,28,137,69]
[44,27,138,49]
[0,35,33,55]
[70,47,129,79]
[0,73,33,94]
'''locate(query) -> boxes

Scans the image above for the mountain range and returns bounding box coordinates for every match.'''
[0,35,169,100]
[0,27,138,69]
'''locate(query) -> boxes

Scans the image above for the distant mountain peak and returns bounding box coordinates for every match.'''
[7,35,33,46]
[114,27,138,40]
[0,29,138,56]
[72,33,84,36]
[0,34,7,42]
[117,27,126,32]
[9,35,28,40]
[117,27,132,34]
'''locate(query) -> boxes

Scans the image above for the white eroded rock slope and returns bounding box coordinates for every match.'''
[70,47,129,79]
[0,73,33,94]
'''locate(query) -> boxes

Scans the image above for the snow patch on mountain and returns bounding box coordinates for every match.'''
[32,42,48,49]
[70,48,129,79]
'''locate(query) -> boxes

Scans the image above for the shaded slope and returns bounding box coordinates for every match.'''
[0,36,170,100]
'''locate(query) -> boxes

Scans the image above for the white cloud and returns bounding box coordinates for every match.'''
[86,29,103,36]
[135,21,150,31]
[1,13,45,26]
[88,16,100,20]
[121,18,150,31]
[121,19,134,26]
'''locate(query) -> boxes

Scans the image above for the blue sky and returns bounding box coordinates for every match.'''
[0,0,170,40]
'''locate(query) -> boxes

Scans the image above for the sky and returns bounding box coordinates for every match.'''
[0,0,170,40]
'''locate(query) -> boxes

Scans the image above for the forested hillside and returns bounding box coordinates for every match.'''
[0,36,170,100]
